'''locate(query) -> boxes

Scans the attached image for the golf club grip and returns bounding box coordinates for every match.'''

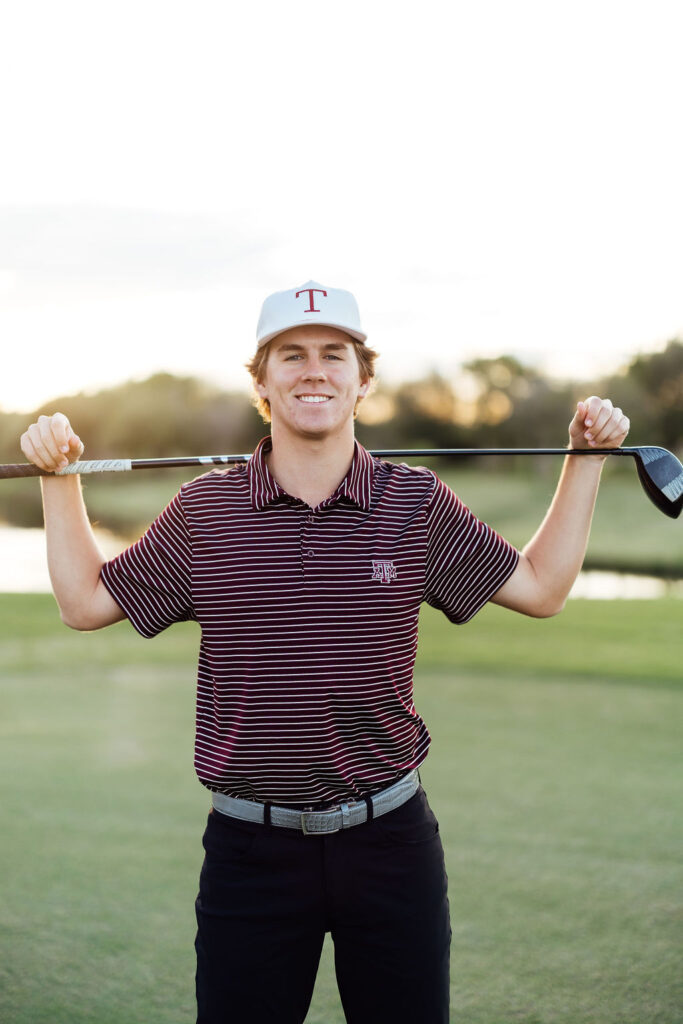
[0,459,134,478]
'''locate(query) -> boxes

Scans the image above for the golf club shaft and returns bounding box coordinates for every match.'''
[0,447,641,478]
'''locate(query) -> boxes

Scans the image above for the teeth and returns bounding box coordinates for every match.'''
[297,395,330,403]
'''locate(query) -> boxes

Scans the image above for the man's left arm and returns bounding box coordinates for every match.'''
[490,396,630,618]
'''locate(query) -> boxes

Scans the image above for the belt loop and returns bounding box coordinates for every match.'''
[263,802,272,829]
[363,794,374,822]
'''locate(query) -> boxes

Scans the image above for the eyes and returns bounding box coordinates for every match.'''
[283,352,343,362]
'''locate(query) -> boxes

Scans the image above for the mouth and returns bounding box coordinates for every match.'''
[296,395,332,404]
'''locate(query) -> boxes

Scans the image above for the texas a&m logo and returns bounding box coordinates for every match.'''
[296,287,327,312]
[372,560,398,585]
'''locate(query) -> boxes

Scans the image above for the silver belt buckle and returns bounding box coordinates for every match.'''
[300,809,341,835]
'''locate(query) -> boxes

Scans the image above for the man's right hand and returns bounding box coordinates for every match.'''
[20,413,84,472]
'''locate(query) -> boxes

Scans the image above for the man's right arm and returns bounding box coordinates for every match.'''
[20,413,126,631]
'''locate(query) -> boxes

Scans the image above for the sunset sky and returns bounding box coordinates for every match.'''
[1,0,682,415]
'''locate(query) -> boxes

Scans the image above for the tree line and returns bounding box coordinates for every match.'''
[1,339,680,529]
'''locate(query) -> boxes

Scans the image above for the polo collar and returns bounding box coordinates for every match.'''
[335,440,374,511]
[249,437,287,510]
[249,436,374,512]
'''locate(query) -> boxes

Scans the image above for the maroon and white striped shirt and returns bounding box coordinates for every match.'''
[101,437,519,806]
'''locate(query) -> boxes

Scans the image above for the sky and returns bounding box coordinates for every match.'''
[1,0,682,415]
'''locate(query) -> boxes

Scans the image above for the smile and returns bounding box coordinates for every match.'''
[296,395,331,403]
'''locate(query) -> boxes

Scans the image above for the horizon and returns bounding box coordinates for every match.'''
[2,332,671,419]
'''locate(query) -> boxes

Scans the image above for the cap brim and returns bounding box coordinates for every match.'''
[257,321,367,349]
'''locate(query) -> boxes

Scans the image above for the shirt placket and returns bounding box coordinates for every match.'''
[300,506,317,576]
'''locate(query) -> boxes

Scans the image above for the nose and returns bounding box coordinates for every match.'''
[302,354,326,379]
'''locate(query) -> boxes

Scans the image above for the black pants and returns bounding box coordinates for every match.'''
[195,786,451,1023]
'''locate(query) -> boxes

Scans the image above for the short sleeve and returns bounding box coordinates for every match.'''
[424,474,519,624]
[100,490,195,638]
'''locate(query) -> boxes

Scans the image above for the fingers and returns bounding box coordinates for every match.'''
[20,413,84,472]
[583,396,613,445]
[20,416,59,471]
[571,396,630,449]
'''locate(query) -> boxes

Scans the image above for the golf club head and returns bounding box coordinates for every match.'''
[633,447,683,519]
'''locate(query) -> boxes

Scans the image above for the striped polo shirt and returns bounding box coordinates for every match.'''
[100,436,519,807]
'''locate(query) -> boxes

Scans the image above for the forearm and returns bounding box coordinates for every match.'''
[488,396,629,618]
[521,453,605,612]
[40,475,119,628]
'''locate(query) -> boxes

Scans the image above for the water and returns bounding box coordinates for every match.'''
[569,570,683,600]
[0,525,681,598]
[0,525,126,593]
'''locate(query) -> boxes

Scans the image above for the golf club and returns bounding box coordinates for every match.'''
[1,446,681,519]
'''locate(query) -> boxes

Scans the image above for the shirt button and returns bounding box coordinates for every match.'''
[307,549,314,557]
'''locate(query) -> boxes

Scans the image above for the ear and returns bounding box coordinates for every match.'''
[358,379,370,398]
[255,377,268,398]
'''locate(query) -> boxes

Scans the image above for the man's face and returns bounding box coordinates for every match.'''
[256,325,369,441]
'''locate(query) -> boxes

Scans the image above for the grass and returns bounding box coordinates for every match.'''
[0,594,681,1023]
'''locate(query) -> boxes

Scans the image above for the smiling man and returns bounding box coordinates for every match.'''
[20,279,629,1024]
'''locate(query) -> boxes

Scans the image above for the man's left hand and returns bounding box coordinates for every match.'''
[569,396,630,453]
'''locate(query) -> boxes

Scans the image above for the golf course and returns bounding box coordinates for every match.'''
[2,6,681,1016]
[1,591,681,1023]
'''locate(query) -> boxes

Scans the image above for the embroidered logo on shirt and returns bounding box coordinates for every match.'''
[371,560,398,584]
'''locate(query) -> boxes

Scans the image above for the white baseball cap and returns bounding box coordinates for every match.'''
[256,279,367,349]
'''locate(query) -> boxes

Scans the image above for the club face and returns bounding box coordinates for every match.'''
[634,447,683,519]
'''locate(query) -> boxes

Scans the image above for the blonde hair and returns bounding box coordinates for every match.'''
[245,338,380,423]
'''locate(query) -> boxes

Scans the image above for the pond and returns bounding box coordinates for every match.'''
[1,525,681,598]
[0,525,126,593]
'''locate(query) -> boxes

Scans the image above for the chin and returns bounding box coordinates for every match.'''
[293,407,336,430]
[294,420,335,440]
[273,401,354,439]
[284,413,344,441]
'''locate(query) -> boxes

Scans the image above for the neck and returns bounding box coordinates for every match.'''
[266,423,356,508]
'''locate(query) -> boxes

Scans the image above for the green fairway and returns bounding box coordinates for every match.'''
[0,594,681,1023]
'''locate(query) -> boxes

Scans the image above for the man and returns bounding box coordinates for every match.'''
[21,280,629,1023]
